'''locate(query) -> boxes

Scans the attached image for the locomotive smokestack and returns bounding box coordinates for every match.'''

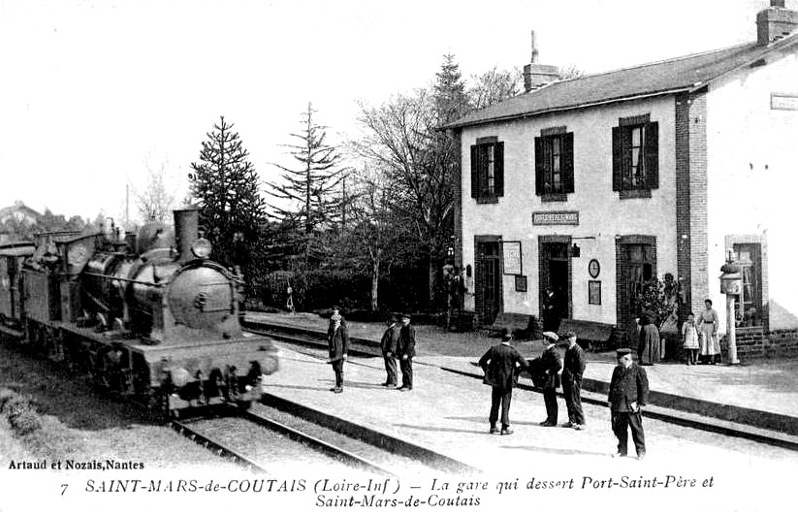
[174,207,199,263]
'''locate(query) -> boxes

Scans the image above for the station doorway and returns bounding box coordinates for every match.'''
[475,236,502,325]
[539,237,571,331]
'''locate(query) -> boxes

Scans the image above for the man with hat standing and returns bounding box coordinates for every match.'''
[380,315,401,387]
[479,329,530,435]
[608,348,649,459]
[538,331,562,427]
[562,331,587,430]
[326,305,349,394]
[397,313,416,391]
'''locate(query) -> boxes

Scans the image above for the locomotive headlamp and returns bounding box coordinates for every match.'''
[191,238,212,259]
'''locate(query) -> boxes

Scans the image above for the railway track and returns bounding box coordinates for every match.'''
[170,405,438,477]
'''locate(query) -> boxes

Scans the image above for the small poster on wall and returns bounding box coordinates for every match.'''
[502,241,522,275]
[589,280,602,305]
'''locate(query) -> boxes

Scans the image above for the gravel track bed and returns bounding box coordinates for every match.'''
[250,404,435,476]
[183,414,374,474]
[0,341,242,470]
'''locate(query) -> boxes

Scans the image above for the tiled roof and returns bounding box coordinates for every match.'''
[447,34,798,129]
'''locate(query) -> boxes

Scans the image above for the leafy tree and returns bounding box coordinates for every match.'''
[635,273,681,330]
[353,55,471,308]
[337,164,419,311]
[468,66,523,110]
[132,162,176,224]
[188,116,267,269]
[433,54,470,124]
[266,103,349,236]
[558,64,585,80]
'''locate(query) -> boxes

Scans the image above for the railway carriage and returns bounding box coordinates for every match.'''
[0,208,278,416]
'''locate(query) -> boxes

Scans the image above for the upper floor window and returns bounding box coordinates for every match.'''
[535,128,574,198]
[612,115,659,197]
[470,137,504,202]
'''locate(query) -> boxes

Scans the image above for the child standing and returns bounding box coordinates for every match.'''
[682,312,699,365]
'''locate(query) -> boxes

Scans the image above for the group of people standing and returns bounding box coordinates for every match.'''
[683,299,722,365]
[378,314,416,390]
[478,330,649,460]
[636,298,722,366]
[325,306,416,393]
[478,330,587,435]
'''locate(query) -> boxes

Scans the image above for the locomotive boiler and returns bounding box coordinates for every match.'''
[0,207,278,416]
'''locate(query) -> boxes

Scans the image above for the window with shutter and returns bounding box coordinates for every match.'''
[471,138,504,203]
[613,119,659,197]
[535,130,574,199]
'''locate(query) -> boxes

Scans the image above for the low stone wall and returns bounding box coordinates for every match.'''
[721,328,798,359]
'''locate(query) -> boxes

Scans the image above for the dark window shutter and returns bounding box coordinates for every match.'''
[494,142,504,197]
[534,137,544,195]
[645,122,659,190]
[470,145,478,198]
[563,132,575,193]
[612,126,622,191]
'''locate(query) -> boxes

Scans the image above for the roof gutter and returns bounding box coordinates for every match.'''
[444,87,692,130]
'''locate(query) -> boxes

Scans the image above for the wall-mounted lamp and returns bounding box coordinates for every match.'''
[570,243,581,258]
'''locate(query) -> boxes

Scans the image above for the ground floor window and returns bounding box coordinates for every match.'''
[615,236,657,330]
[733,243,763,327]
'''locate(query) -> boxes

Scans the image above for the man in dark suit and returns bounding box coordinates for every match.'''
[562,331,587,430]
[539,331,562,427]
[380,315,400,388]
[608,348,649,459]
[479,329,530,435]
[397,313,416,391]
[326,305,349,394]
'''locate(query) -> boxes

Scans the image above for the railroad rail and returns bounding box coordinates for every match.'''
[169,406,431,477]
[171,417,267,472]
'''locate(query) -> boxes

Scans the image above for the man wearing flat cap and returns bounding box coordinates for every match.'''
[562,331,587,430]
[380,315,401,388]
[479,329,530,435]
[608,348,649,460]
[396,313,416,391]
[538,331,562,427]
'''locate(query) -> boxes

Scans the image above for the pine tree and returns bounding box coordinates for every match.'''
[188,116,267,268]
[266,103,348,235]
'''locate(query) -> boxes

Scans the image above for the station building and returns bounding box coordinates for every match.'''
[448,1,798,356]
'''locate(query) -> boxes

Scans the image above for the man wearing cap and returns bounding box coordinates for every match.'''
[562,331,587,430]
[397,314,416,391]
[479,329,530,435]
[538,331,562,427]
[608,348,649,460]
[326,305,349,394]
[380,315,401,388]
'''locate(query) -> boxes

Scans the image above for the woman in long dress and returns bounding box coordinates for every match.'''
[697,299,720,364]
[637,312,660,365]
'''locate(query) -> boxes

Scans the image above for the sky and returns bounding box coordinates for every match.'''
[0,0,769,220]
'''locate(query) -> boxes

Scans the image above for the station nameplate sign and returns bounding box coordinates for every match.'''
[771,93,798,111]
[532,211,579,226]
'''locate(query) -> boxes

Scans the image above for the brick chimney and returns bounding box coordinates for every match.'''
[757,0,798,45]
[523,31,560,92]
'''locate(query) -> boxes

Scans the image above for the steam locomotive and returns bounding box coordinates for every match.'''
[0,208,278,416]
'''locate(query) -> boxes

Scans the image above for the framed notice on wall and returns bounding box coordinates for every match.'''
[588,280,602,305]
[502,241,522,275]
[515,275,527,292]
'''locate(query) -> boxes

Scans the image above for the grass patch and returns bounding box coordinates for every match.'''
[0,388,42,436]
